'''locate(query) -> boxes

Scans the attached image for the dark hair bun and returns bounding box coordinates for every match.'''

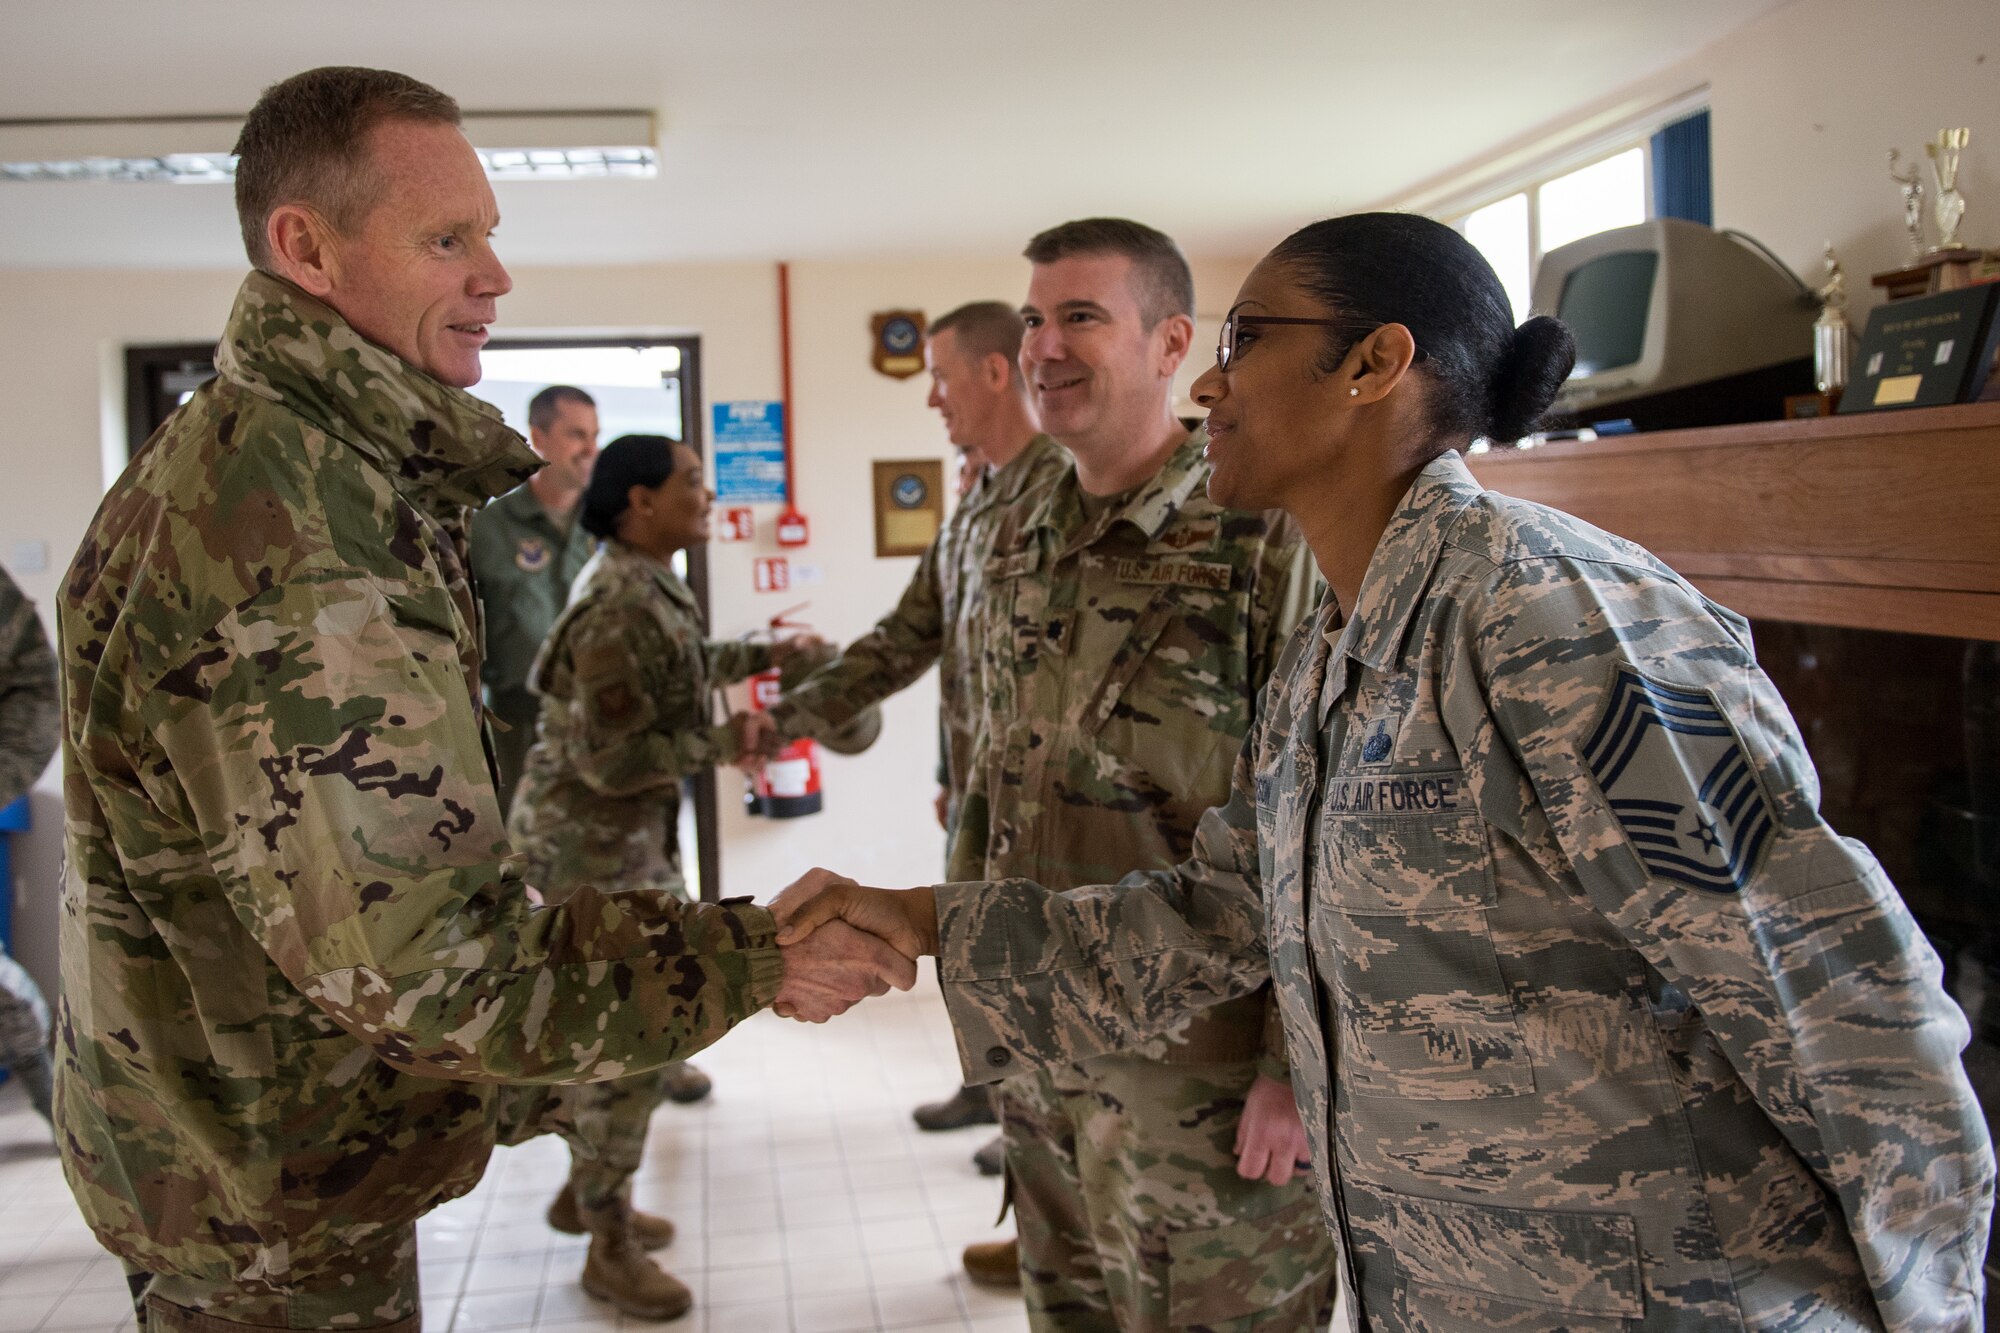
[1487,316,1577,442]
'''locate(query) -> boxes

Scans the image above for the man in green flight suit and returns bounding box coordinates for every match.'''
[53,66,912,1333]
[470,383,599,816]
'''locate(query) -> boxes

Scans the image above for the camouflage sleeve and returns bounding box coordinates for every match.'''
[1456,556,1994,1333]
[563,597,735,791]
[935,727,1273,1082]
[144,573,783,1083]
[766,538,945,741]
[702,637,773,687]
[0,575,59,808]
[1246,529,1318,1081]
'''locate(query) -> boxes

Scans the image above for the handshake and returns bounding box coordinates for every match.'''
[766,868,940,1023]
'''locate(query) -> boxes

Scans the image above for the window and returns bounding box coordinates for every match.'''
[1452,146,1649,324]
[1440,105,1712,325]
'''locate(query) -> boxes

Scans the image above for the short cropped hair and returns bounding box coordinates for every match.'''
[1022,218,1195,329]
[928,302,1025,382]
[527,385,597,433]
[233,66,462,270]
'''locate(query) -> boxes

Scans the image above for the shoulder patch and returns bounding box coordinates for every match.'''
[1112,558,1232,592]
[1581,667,1775,894]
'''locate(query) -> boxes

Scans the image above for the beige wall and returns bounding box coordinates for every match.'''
[0,253,1253,995]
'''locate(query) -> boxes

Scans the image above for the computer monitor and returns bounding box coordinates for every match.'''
[1531,218,1816,432]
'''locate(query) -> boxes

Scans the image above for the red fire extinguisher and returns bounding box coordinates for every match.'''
[744,605,823,819]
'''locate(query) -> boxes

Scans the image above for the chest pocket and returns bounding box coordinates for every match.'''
[1316,795,1533,1100]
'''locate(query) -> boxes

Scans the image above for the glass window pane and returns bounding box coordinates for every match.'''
[1462,193,1531,324]
[1538,148,1646,253]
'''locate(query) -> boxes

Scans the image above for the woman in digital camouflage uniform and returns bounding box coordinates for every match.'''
[509,434,786,1321]
[777,214,1991,1332]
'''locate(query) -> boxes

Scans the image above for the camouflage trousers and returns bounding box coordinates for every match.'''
[1003,1055,1336,1333]
[124,1225,418,1331]
[560,1064,677,1224]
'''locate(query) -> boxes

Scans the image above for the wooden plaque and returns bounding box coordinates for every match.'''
[872,459,944,557]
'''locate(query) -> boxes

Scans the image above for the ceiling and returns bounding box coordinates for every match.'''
[0,0,1794,269]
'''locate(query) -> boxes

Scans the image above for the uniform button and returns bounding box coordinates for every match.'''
[985,1047,1012,1068]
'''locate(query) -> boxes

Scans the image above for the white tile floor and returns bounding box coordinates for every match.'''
[0,960,1029,1332]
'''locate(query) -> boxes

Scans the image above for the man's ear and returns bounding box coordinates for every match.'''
[980,351,1011,392]
[265,203,340,298]
[1156,313,1195,378]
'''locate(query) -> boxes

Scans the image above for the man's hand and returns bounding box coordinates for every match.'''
[772,866,939,960]
[1233,1073,1311,1186]
[727,710,780,769]
[774,918,918,1023]
[768,632,827,667]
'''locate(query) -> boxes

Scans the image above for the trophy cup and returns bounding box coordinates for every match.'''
[1813,244,1853,395]
[1925,128,1971,254]
[1888,149,1927,262]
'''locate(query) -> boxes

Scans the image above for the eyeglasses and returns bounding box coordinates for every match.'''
[1214,314,1427,371]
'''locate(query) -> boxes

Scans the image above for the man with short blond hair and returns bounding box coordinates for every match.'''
[56,65,909,1332]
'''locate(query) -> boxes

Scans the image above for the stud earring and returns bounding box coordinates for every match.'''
[1349,388,1360,397]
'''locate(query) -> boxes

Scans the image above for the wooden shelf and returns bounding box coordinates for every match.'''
[1464,402,2000,642]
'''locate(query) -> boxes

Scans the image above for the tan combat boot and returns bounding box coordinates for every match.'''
[546,1182,677,1250]
[962,1236,1021,1289]
[580,1228,694,1321]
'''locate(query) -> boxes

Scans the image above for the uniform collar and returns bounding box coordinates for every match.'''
[1034,429,1206,553]
[1320,450,1483,712]
[214,270,541,513]
[603,539,697,615]
[494,481,574,534]
[966,433,1066,517]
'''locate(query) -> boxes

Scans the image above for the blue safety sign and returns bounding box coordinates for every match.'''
[712,401,788,503]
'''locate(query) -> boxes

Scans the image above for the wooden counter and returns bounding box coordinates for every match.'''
[1463,401,2000,641]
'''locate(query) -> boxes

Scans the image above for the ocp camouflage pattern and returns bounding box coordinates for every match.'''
[0,566,58,808]
[509,537,770,897]
[54,271,784,1291]
[768,433,1068,832]
[934,451,1993,1331]
[949,431,1332,1331]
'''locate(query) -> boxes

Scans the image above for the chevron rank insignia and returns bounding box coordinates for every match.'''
[1581,667,1775,894]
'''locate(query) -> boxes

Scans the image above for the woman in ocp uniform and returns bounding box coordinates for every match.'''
[508,434,789,1321]
[777,214,1992,1332]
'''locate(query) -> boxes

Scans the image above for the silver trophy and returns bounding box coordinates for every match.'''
[1889,149,1928,262]
[1926,128,1971,253]
[1813,243,1853,394]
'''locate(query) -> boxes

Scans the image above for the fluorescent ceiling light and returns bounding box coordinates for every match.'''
[0,111,657,183]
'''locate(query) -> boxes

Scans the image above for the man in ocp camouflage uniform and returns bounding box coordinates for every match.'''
[738,301,1067,1176]
[751,300,1065,848]
[940,220,1333,1331]
[53,66,909,1333]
